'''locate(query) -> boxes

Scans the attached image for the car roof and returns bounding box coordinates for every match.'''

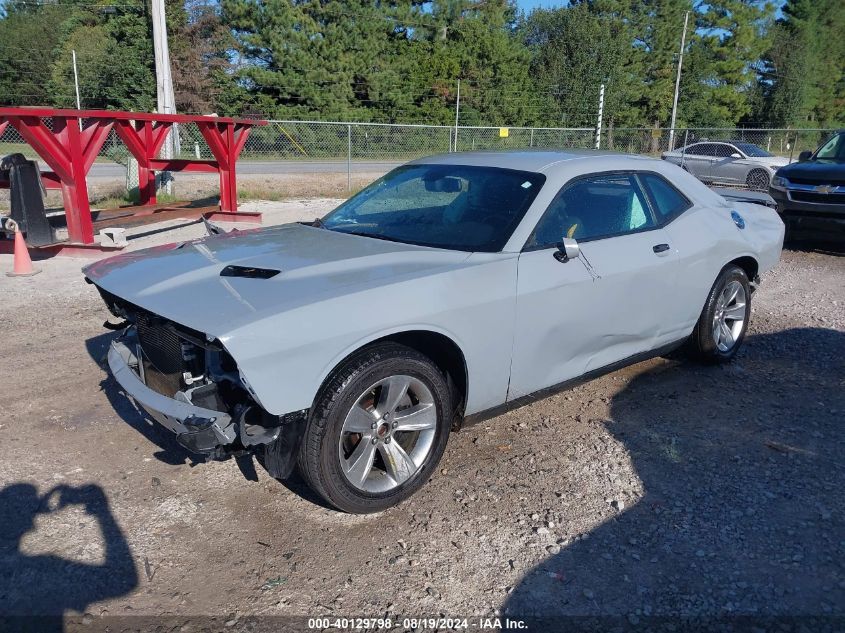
[406,149,656,173]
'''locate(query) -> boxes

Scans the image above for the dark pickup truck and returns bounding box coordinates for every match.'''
[769,130,845,242]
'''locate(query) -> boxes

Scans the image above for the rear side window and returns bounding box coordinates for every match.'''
[639,173,692,221]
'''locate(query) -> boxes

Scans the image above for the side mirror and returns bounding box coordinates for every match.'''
[798,150,812,162]
[730,152,742,159]
[554,237,580,263]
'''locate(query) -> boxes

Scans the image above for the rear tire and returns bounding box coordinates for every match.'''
[298,342,451,513]
[687,265,751,363]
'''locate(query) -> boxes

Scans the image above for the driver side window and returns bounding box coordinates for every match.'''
[527,173,655,249]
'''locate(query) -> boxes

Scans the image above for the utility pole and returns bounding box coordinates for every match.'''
[151,0,177,193]
[453,79,461,153]
[71,50,81,110]
[595,83,605,149]
[668,10,690,152]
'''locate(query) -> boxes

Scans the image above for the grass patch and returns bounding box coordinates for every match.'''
[89,189,182,209]
[238,184,359,201]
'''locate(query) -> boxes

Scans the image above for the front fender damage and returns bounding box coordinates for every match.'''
[104,310,307,475]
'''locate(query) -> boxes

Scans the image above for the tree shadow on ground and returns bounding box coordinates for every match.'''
[0,483,137,631]
[504,328,845,630]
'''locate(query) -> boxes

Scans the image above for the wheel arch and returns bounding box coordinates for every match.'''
[726,255,759,282]
[315,328,469,423]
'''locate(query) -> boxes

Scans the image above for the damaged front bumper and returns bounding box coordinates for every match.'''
[108,329,294,459]
[108,337,242,454]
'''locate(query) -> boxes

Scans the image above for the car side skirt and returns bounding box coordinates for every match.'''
[461,338,688,428]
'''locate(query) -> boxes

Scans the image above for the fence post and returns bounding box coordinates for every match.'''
[347,124,352,192]
[530,128,534,147]
[595,84,605,149]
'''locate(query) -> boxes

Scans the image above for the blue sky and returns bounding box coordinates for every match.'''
[516,0,568,12]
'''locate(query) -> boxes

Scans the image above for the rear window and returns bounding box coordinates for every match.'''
[639,173,692,221]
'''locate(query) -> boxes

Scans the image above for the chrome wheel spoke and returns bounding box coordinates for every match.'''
[724,302,746,321]
[393,403,437,431]
[343,435,377,488]
[377,375,410,417]
[344,404,377,433]
[378,441,417,485]
[719,320,735,348]
[712,320,722,346]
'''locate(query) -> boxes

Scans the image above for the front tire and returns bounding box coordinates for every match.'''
[687,265,751,363]
[297,342,451,513]
[746,168,770,191]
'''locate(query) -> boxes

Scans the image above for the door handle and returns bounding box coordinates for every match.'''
[652,243,671,254]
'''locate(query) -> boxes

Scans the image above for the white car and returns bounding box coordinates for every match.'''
[84,151,785,513]
[662,141,790,191]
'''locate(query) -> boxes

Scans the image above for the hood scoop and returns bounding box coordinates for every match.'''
[220,265,281,279]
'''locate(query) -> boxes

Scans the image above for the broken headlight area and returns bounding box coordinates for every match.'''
[93,284,297,460]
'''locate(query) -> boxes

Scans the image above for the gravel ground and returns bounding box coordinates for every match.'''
[0,203,843,631]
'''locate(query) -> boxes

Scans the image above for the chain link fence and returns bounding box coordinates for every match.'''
[0,118,837,197]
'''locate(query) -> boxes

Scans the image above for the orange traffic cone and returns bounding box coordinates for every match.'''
[6,222,40,277]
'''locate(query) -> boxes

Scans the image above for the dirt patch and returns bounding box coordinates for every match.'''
[0,208,842,625]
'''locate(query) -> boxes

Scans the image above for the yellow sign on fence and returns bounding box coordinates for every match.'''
[499,127,509,138]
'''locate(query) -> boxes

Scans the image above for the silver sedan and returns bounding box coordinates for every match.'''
[662,141,790,191]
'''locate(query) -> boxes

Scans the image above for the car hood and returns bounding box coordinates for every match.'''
[776,159,845,182]
[83,223,471,337]
[757,155,790,167]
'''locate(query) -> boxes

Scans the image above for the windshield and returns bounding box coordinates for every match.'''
[321,164,545,252]
[815,133,845,160]
[733,143,772,157]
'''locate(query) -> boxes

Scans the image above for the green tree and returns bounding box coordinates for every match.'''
[169,0,236,114]
[759,0,844,127]
[0,3,65,106]
[49,4,156,111]
[411,0,535,126]
[521,1,636,127]
[695,0,775,125]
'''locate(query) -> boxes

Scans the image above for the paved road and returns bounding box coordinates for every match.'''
[85,160,403,179]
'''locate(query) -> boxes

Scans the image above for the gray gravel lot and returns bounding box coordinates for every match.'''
[0,203,842,629]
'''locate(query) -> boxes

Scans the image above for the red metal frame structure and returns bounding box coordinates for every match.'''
[0,107,265,245]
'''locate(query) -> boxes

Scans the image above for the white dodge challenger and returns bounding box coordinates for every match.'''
[84,151,785,513]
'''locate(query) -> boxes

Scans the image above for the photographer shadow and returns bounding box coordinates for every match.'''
[504,327,845,622]
[0,483,138,627]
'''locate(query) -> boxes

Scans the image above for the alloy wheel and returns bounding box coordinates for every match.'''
[711,280,747,352]
[338,375,437,493]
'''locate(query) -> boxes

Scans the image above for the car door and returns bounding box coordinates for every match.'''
[710,143,744,184]
[508,172,681,400]
[681,143,714,181]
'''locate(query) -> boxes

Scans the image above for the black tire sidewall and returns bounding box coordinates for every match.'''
[306,344,451,513]
[694,266,751,362]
